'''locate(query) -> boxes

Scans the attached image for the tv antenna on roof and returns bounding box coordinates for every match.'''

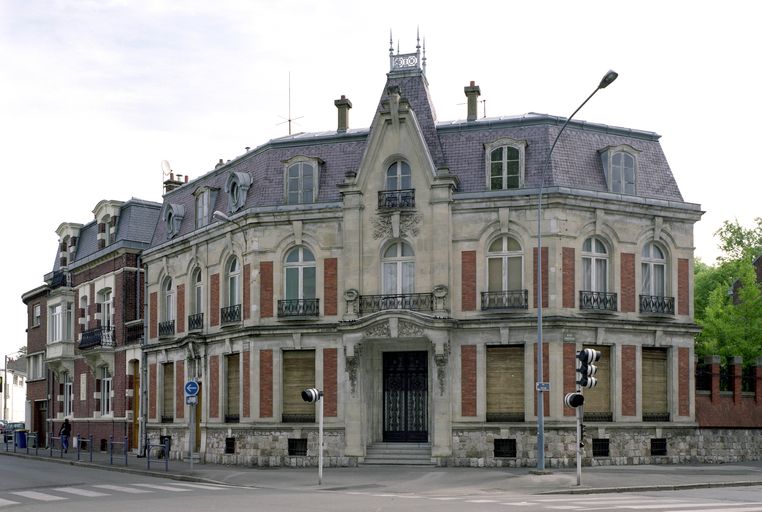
[161,160,171,176]
[277,72,303,135]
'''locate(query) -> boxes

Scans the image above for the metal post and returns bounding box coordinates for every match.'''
[189,401,195,472]
[89,434,93,463]
[164,438,169,472]
[76,434,81,461]
[576,404,583,486]
[124,436,128,466]
[318,396,324,486]
[109,436,113,465]
[49,431,53,457]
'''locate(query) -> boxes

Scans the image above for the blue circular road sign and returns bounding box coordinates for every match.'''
[185,380,199,397]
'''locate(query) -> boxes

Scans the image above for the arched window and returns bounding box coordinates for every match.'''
[382,241,415,294]
[227,258,241,306]
[490,146,520,189]
[162,279,174,322]
[582,237,608,293]
[193,268,204,315]
[284,246,316,300]
[486,236,523,292]
[386,161,411,190]
[611,152,635,194]
[287,161,316,204]
[642,242,666,297]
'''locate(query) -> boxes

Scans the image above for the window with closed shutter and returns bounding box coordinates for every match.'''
[582,345,612,422]
[642,347,669,421]
[225,353,240,423]
[486,345,524,422]
[282,350,315,423]
[162,362,174,422]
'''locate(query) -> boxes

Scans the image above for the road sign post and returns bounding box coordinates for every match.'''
[185,380,199,471]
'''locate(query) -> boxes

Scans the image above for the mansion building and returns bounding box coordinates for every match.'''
[25,43,703,466]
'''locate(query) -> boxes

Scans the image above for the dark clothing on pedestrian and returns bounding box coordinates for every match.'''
[59,420,71,452]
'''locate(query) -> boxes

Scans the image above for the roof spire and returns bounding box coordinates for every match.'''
[416,26,420,51]
[389,29,393,56]
[422,37,427,75]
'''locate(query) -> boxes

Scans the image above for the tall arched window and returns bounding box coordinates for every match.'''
[284,246,316,300]
[487,236,523,292]
[582,237,608,293]
[490,146,520,189]
[386,161,411,190]
[382,241,415,294]
[162,280,174,322]
[642,242,666,297]
[227,258,241,307]
[193,268,204,315]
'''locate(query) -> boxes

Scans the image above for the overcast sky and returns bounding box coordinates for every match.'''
[2,0,760,362]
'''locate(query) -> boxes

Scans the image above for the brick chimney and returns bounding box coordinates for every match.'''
[163,173,184,193]
[334,95,353,133]
[464,81,481,122]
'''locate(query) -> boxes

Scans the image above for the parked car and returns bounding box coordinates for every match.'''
[3,422,25,444]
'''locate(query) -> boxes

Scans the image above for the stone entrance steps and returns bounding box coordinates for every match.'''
[361,442,434,466]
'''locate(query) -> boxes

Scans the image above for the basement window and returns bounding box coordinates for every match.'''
[493,438,517,458]
[650,438,667,456]
[592,438,610,457]
[288,438,308,456]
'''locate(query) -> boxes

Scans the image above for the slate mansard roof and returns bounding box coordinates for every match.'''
[148,64,696,248]
[52,198,161,273]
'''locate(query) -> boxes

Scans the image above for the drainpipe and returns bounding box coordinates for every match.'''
[138,255,149,457]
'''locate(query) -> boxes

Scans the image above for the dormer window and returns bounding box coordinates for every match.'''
[225,172,252,213]
[379,161,415,209]
[599,145,639,195]
[196,191,209,228]
[162,203,185,239]
[485,138,527,190]
[284,156,321,205]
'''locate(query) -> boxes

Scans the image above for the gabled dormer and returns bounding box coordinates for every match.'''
[92,200,125,249]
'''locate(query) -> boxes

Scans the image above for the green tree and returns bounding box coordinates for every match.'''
[714,217,762,263]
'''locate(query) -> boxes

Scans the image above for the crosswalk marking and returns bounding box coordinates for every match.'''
[663,508,762,512]
[52,487,110,497]
[0,498,20,508]
[133,483,192,492]
[168,482,227,491]
[9,491,66,501]
[93,484,153,494]
[620,502,762,510]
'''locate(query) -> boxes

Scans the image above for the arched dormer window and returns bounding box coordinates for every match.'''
[485,137,527,190]
[284,157,320,205]
[599,145,639,195]
[382,240,415,294]
[162,203,185,240]
[225,172,252,213]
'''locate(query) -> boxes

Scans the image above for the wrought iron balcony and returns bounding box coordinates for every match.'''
[221,304,242,324]
[579,291,617,311]
[124,322,144,345]
[79,327,115,350]
[358,293,433,315]
[378,189,415,209]
[481,290,528,310]
[278,298,319,318]
[188,313,204,331]
[639,295,675,315]
[158,320,175,337]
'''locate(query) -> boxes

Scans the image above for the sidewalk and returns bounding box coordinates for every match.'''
[3,444,762,496]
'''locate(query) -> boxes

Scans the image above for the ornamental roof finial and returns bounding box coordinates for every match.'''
[389,29,394,56]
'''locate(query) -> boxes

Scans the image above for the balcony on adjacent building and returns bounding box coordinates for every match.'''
[79,327,115,349]
[278,298,319,319]
[579,291,617,312]
[124,321,144,345]
[378,189,415,210]
[639,295,675,315]
[221,304,242,325]
[481,290,528,311]
[49,271,70,289]
[158,320,175,338]
[188,313,204,331]
[358,293,433,315]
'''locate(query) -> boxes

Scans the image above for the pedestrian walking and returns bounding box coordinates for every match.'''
[59,419,71,453]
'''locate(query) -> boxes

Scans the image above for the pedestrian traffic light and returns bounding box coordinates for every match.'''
[576,348,601,389]
[301,388,323,403]
[580,423,586,447]
[564,392,584,408]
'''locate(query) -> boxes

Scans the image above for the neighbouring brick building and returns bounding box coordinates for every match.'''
[137,40,712,467]
[22,198,160,451]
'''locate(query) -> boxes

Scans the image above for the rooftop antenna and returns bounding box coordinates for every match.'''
[161,160,171,188]
[277,72,303,135]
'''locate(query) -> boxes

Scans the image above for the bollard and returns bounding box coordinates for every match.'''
[49,431,53,457]
[124,436,128,466]
[109,436,113,465]
[76,434,81,461]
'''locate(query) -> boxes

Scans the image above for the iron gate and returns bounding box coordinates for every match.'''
[383,351,428,442]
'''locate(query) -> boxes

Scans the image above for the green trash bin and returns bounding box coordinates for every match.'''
[15,430,27,449]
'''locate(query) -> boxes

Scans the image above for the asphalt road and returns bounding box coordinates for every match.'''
[3,457,762,511]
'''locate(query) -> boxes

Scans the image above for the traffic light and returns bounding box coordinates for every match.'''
[580,423,586,447]
[301,388,323,403]
[576,348,601,389]
[564,392,584,408]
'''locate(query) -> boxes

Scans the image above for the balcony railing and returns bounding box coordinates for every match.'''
[639,295,675,315]
[158,320,175,337]
[278,298,319,318]
[221,304,242,324]
[579,291,617,311]
[124,322,144,345]
[49,271,70,289]
[358,293,433,315]
[378,189,415,209]
[481,290,528,310]
[188,313,204,331]
[79,327,115,350]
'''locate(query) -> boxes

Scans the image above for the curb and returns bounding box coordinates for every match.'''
[542,480,762,495]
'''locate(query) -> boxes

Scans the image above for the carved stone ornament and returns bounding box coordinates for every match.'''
[398,320,424,337]
[435,343,451,396]
[364,321,391,338]
[371,212,422,240]
[346,344,362,394]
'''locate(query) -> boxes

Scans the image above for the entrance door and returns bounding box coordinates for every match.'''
[34,401,47,447]
[383,351,428,442]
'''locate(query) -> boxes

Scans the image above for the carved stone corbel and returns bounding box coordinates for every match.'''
[434,342,451,396]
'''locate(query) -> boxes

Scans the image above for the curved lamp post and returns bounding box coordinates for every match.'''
[535,70,618,472]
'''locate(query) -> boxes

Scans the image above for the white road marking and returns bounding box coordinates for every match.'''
[9,491,66,501]
[52,487,110,497]
[0,498,20,508]
[620,503,762,510]
[133,483,192,492]
[167,482,228,491]
[467,499,499,503]
[93,484,153,494]
[662,508,762,512]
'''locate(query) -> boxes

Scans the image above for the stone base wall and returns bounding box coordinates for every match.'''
[448,426,762,467]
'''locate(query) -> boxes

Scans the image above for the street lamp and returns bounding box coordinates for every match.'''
[213,210,248,253]
[535,70,618,472]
